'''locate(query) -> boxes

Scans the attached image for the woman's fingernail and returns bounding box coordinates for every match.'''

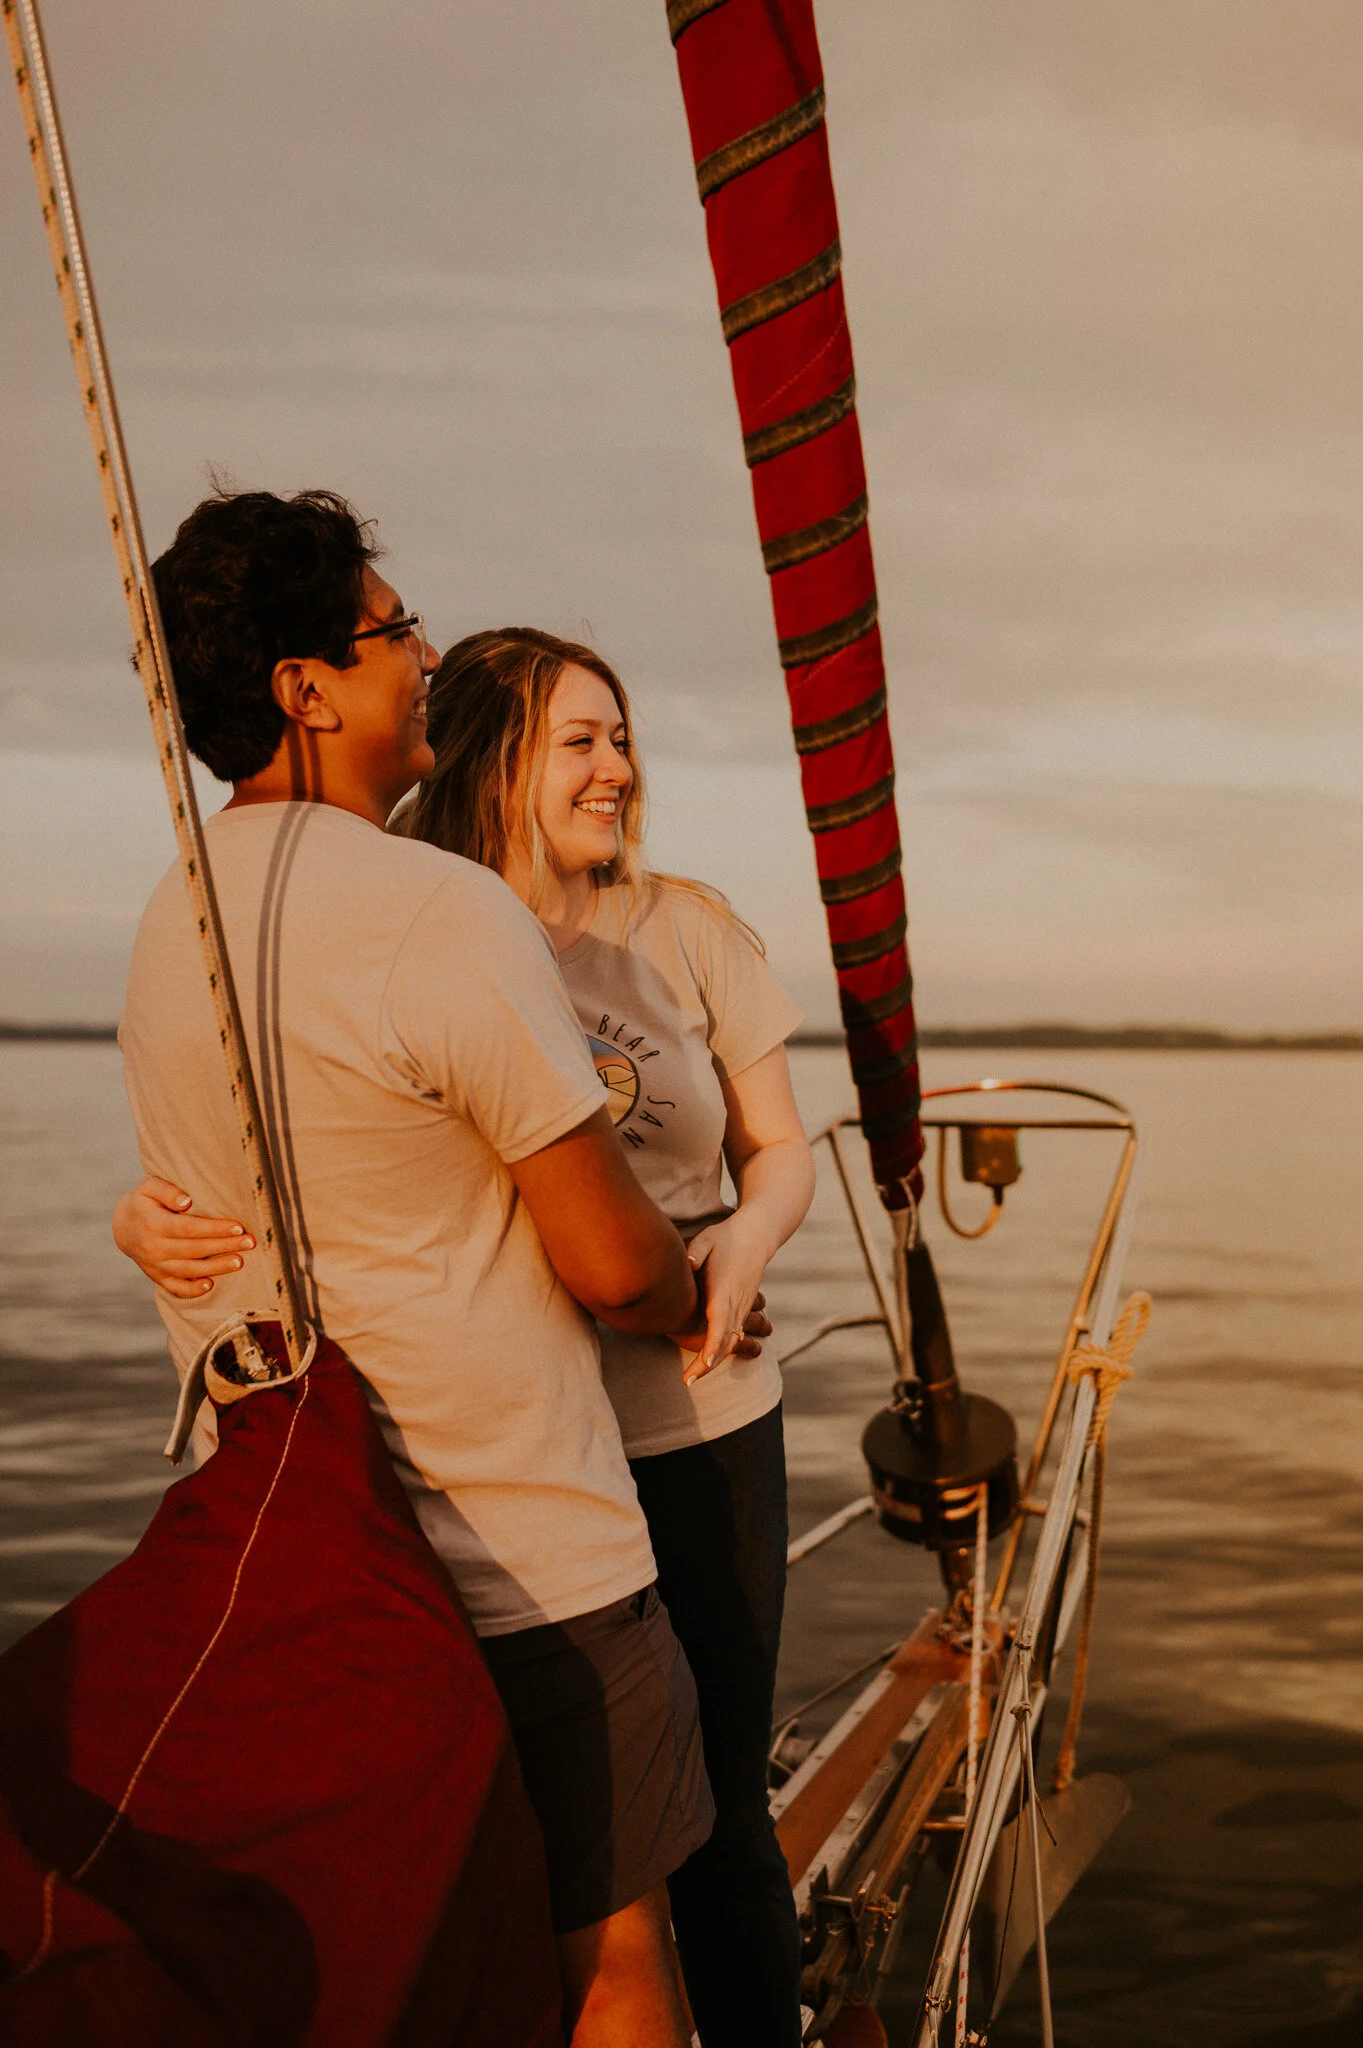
[230,1257,242,1271]
[242,1238,255,1251]
[176,1197,191,1210]
[200,1281,213,1293]
[229,1225,244,1236]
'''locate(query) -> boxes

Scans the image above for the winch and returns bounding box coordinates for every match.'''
[862,1236,1019,1572]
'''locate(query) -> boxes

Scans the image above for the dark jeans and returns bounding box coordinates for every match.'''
[629,1402,802,2048]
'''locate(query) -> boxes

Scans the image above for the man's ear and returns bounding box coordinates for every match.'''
[271,659,342,732]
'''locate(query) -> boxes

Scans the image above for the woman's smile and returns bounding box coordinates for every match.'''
[533,665,635,881]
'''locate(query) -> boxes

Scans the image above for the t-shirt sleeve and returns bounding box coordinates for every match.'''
[690,894,804,1081]
[382,867,605,1162]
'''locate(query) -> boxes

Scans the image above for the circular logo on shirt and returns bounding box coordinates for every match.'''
[587,1035,640,1126]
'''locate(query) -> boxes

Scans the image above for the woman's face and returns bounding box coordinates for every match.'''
[533,664,633,879]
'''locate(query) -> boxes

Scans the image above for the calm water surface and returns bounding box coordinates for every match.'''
[2,1043,1361,2044]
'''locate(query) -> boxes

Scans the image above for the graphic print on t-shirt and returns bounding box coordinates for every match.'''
[586,1036,640,1125]
[586,1019,672,1151]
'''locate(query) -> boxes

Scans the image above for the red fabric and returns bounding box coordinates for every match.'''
[728,277,850,428]
[824,875,905,949]
[785,627,881,726]
[671,0,923,1193]
[794,694,893,804]
[674,0,822,159]
[0,1335,563,2048]
[739,294,855,441]
[703,134,838,306]
[769,528,877,642]
[812,798,900,877]
[752,415,866,546]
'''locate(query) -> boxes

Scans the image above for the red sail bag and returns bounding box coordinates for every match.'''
[0,1329,563,2048]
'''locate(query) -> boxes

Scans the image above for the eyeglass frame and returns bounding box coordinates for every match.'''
[349,612,425,656]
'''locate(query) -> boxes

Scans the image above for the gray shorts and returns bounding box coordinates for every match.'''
[480,1583,714,1934]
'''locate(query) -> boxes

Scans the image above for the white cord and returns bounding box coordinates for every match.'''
[954,1484,989,2045]
[1015,1657,1055,2048]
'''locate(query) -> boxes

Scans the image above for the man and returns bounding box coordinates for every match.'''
[120,487,741,2045]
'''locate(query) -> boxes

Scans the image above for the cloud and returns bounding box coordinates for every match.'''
[927,781,1363,916]
[2,0,1359,1022]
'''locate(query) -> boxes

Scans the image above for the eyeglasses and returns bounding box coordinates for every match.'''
[350,612,425,658]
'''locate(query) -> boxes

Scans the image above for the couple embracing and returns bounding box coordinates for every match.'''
[116,487,815,2047]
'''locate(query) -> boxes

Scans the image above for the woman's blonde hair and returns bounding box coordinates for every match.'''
[397,626,762,948]
[396,628,643,912]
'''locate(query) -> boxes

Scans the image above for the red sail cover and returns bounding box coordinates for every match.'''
[0,1333,563,2048]
[668,0,923,1195]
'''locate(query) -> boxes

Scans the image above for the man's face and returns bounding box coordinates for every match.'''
[325,568,437,807]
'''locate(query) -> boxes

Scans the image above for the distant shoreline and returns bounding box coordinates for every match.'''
[804,1025,1363,1052]
[1,1023,121,1042]
[3,1021,1360,1052]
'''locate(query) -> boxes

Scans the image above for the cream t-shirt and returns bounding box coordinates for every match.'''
[558,877,803,1459]
[120,802,655,1636]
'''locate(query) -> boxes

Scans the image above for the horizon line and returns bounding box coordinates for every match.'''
[3,1021,1360,1052]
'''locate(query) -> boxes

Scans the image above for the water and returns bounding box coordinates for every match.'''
[2,1042,1361,2043]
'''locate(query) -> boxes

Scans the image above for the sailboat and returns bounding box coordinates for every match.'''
[664,4,1150,2040]
[0,0,1151,2041]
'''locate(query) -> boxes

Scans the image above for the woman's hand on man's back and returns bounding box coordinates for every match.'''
[111,1177,255,1298]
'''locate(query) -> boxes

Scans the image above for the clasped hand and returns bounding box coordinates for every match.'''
[670,1212,773,1388]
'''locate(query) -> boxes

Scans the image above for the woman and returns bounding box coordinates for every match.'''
[114,628,816,2048]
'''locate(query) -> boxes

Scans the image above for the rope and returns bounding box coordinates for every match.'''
[4,0,310,1368]
[14,1870,56,1981]
[1069,1290,1149,1444]
[890,1182,920,1371]
[1051,1291,1150,1793]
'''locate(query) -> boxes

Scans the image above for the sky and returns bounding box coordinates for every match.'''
[2,0,1360,1028]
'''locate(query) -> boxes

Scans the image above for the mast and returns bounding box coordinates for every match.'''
[4,0,311,1370]
[666,0,1018,1589]
[668,0,922,1206]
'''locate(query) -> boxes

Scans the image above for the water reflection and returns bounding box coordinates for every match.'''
[1,1043,1361,2039]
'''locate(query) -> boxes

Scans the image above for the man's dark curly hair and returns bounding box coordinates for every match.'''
[150,488,380,781]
